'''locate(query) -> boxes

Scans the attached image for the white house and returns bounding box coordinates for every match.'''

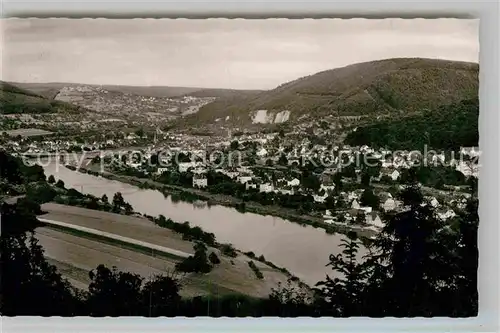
[437,209,457,221]
[429,197,440,208]
[390,169,401,181]
[193,178,208,188]
[313,192,328,203]
[259,183,274,193]
[366,213,384,228]
[237,166,252,174]
[320,184,335,193]
[192,168,207,175]
[246,183,258,190]
[351,199,361,209]
[431,153,446,165]
[359,206,373,214]
[178,162,195,172]
[221,170,239,179]
[348,191,360,201]
[237,175,253,184]
[156,167,169,175]
[277,188,294,195]
[256,148,268,157]
[287,178,300,187]
[455,161,479,178]
[460,147,480,158]
[382,198,397,211]
[129,162,141,169]
[381,160,393,168]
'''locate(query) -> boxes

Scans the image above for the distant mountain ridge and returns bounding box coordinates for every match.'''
[182,58,479,128]
[10,82,263,100]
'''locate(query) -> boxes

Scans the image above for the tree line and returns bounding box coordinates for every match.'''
[345,98,479,151]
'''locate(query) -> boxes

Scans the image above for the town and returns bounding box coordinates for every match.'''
[1,120,479,235]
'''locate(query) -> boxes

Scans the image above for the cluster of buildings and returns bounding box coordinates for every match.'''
[110,136,475,232]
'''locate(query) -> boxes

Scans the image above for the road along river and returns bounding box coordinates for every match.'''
[40,161,367,286]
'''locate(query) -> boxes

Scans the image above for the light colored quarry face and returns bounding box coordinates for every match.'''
[274,110,290,123]
[251,109,291,124]
[252,110,271,124]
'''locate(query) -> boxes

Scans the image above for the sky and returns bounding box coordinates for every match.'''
[0,18,479,90]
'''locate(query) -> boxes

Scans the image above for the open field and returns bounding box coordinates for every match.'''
[2,128,54,137]
[40,203,195,253]
[38,218,192,260]
[36,204,301,298]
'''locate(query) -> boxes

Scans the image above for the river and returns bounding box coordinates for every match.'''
[40,161,366,286]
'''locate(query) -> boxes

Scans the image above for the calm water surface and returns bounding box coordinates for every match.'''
[41,161,366,285]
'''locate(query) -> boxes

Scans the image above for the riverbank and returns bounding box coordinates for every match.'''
[76,164,377,239]
[36,203,309,298]
[41,160,369,285]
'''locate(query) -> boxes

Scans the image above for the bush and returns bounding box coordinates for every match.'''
[175,242,213,274]
[209,252,221,265]
[220,244,238,258]
[248,261,264,279]
[244,251,256,259]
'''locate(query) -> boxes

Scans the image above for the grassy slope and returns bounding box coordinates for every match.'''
[37,203,301,298]
[0,81,82,114]
[183,58,479,126]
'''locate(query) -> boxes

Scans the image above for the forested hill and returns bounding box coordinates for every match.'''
[0,81,82,114]
[344,98,479,151]
[182,58,479,127]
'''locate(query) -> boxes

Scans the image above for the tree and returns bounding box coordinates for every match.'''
[47,175,56,184]
[150,153,159,165]
[55,179,65,189]
[1,202,80,316]
[175,242,212,274]
[123,202,134,215]
[363,184,457,316]
[101,194,109,204]
[325,195,336,210]
[302,173,321,192]
[209,252,221,265]
[112,192,125,210]
[315,231,369,316]
[278,154,288,166]
[88,264,143,316]
[269,278,313,317]
[135,128,145,138]
[361,172,371,187]
[333,173,343,192]
[359,188,380,208]
[141,275,182,317]
[355,212,366,225]
[230,140,239,150]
